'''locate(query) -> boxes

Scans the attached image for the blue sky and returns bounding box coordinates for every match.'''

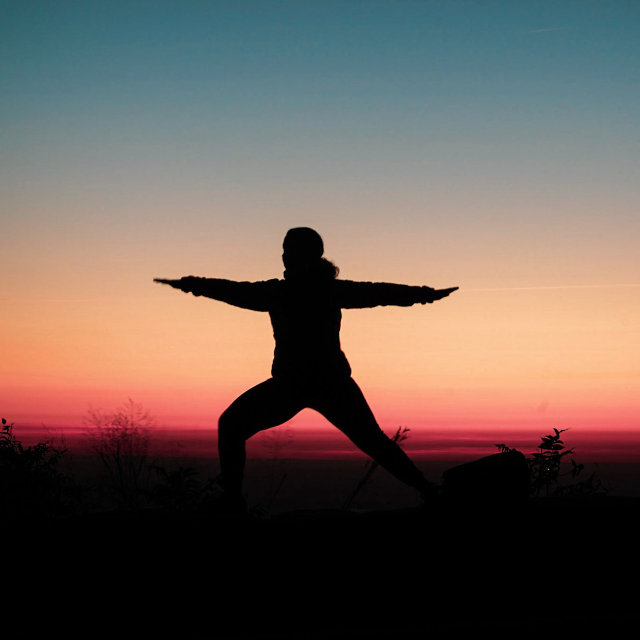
[2,0,638,291]
[2,1,639,298]
[4,1,638,192]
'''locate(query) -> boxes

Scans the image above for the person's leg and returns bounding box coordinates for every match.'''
[311,377,433,495]
[217,377,303,499]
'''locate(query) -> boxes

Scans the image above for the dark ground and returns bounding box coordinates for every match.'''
[5,496,640,639]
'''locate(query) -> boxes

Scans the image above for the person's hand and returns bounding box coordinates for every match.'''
[432,286,458,301]
[154,278,179,287]
[153,277,200,294]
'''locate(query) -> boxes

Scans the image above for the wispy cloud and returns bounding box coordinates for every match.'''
[466,284,640,292]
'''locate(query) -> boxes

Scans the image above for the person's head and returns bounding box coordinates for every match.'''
[282,227,338,280]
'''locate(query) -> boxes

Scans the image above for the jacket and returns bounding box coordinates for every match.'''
[180,276,436,379]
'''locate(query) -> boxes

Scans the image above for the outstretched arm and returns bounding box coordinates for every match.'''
[335,280,458,309]
[153,277,276,311]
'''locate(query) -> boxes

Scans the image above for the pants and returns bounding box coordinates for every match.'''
[217,375,428,495]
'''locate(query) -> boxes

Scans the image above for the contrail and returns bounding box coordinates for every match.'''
[465,284,640,292]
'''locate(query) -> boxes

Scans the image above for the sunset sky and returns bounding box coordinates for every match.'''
[2,2,638,456]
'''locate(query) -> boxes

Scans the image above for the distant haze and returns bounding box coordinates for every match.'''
[16,424,640,464]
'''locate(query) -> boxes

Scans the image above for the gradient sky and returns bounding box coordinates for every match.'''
[2,1,639,454]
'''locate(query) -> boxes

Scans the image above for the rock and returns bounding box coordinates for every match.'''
[442,450,529,505]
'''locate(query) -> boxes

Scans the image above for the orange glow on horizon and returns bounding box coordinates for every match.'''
[3,279,639,439]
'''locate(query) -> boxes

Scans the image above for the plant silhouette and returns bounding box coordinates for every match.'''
[155,227,458,513]
[496,428,607,498]
[84,398,155,510]
[150,464,206,512]
[258,426,294,513]
[344,426,411,510]
[0,417,78,519]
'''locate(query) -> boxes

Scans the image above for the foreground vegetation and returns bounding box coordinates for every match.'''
[1,407,610,521]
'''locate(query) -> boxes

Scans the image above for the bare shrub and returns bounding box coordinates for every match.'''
[84,398,154,510]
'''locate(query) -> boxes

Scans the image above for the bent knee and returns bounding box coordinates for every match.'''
[218,410,238,438]
[218,409,255,440]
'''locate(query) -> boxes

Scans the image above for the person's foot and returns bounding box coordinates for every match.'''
[204,491,248,517]
[420,481,442,508]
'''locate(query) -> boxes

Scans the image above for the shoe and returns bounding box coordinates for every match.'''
[420,481,442,509]
[205,491,248,517]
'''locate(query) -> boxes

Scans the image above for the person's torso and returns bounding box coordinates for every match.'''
[268,279,351,378]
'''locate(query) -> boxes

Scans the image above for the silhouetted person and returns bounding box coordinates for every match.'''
[155,227,457,513]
